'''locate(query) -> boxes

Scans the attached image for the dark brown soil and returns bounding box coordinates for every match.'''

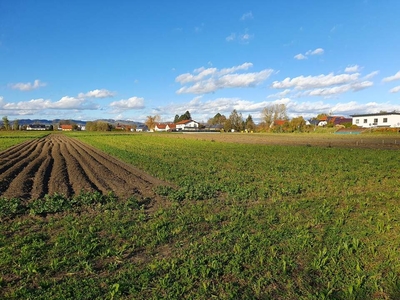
[0,134,169,202]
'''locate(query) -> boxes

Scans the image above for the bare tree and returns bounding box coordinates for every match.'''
[145,115,160,131]
[261,104,288,128]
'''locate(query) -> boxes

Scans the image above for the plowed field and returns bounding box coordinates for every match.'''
[0,134,168,201]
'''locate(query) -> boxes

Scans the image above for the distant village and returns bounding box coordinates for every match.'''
[2,106,400,133]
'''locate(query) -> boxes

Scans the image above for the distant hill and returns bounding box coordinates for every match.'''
[1,119,144,127]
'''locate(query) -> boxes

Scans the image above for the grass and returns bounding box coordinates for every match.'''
[0,131,49,151]
[1,131,400,299]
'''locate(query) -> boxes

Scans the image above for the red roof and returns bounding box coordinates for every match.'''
[319,115,328,121]
[156,123,167,129]
[61,125,73,129]
[176,119,191,124]
[274,119,288,126]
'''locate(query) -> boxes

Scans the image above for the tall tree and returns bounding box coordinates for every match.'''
[2,116,10,130]
[289,116,306,132]
[261,104,288,128]
[208,113,227,125]
[173,114,179,123]
[13,119,19,130]
[145,115,160,131]
[245,115,256,132]
[229,109,244,132]
[177,110,191,122]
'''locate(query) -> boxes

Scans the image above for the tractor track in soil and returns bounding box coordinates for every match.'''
[0,134,169,203]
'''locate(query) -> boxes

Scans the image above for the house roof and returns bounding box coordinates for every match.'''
[327,116,352,125]
[175,119,193,124]
[318,115,328,121]
[155,123,167,129]
[61,125,73,129]
[350,112,400,117]
[274,119,288,126]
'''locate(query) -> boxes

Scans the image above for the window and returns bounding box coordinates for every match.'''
[363,119,367,123]
[356,119,359,124]
[373,118,378,125]
[383,118,388,123]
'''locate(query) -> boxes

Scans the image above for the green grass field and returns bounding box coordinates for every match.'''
[1,131,400,299]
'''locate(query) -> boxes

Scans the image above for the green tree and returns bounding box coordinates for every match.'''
[173,114,180,123]
[229,109,244,132]
[245,115,256,132]
[177,111,191,122]
[289,116,306,132]
[12,119,19,130]
[208,113,227,126]
[2,116,10,130]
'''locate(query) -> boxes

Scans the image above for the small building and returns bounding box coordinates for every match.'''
[351,112,400,128]
[60,124,73,131]
[135,125,148,132]
[175,119,199,131]
[27,124,46,131]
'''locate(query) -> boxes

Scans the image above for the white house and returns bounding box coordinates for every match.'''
[27,124,47,130]
[351,112,400,128]
[175,119,199,131]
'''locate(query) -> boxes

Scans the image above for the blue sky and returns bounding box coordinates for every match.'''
[1,0,400,123]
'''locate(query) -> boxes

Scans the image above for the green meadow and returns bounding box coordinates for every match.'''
[1,132,400,299]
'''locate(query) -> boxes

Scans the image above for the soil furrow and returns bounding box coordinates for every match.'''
[60,140,101,194]
[0,139,47,196]
[48,141,73,197]
[66,141,130,191]
[0,138,46,173]
[0,134,170,204]
[67,137,158,191]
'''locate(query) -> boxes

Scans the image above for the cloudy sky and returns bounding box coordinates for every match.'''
[1,0,400,123]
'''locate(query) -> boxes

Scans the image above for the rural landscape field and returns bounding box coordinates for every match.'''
[1,131,400,299]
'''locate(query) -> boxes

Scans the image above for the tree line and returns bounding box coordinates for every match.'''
[144,104,308,132]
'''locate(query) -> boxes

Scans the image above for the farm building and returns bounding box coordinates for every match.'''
[175,119,199,131]
[27,124,47,130]
[134,125,148,132]
[351,112,400,128]
[154,120,199,132]
[60,125,73,131]
[154,123,175,132]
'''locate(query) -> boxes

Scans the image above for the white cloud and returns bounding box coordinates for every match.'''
[306,48,324,55]
[226,33,236,41]
[304,81,373,97]
[9,79,46,91]
[109,97,145,109]
[78,89,115,98]
[2,96,98,110]
[241,12,253,21]
[239,33,254,43]
[363,71,379,80]
[176,63,273,94]
[267,89,291,99]
[382,71,400,82]
[226,30,254,43]
[345,65,360,73]
[389,86,400,93]
[272,73,360,90]
[294,48,324,60]
[294,54,307,60]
